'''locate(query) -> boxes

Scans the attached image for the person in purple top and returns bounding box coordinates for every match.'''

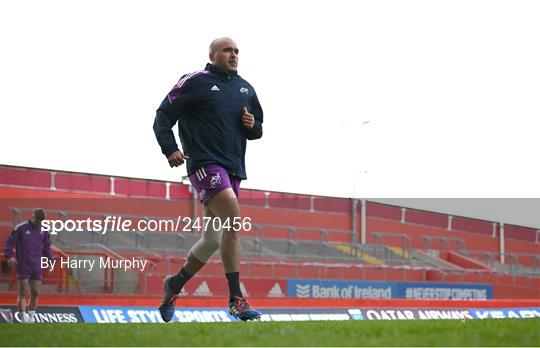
[4,208,52,323]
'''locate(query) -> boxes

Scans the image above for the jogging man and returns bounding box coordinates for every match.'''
[4,208,52,323]
[153,37,263,322]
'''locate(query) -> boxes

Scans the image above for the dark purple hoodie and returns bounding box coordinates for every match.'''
[4,220,52,273]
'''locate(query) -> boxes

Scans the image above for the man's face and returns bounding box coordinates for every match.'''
[210,39,239,73]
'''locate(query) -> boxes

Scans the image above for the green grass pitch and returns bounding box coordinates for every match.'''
[1,319,539,346]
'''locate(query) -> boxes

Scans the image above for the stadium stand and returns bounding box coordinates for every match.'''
[1,164,539,301]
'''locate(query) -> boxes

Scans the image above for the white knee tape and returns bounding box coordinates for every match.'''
[190,225,222,262]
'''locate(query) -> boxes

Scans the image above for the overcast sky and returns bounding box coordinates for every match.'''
[1,1,539,227]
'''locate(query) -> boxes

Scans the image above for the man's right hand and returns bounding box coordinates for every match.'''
[167,150,189,167]
[7,257,16,269]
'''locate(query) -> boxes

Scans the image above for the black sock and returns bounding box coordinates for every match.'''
[225,272,243,301]
[170,267,193,293]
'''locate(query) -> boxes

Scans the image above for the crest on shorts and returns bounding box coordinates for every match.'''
[210,173,222,188]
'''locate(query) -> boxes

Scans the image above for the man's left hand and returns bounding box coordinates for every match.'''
[242,107,255,129]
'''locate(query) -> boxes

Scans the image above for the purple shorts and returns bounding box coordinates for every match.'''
[189,164,241,205]
[17,270,42,281]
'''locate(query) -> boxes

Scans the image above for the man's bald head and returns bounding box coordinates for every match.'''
[209,37,239,74]
[209,37,236,54]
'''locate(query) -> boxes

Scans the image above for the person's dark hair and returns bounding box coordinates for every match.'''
[33,208,46,221]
